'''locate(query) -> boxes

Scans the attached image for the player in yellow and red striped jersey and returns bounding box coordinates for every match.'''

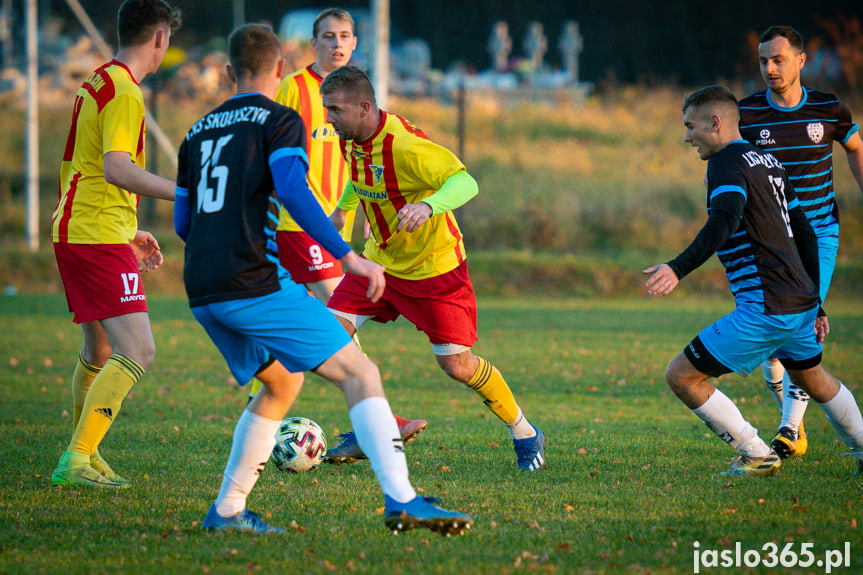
[274,9,357,291]
[248,9,427,452]
[322,65,547,471]
[50,0,181,489]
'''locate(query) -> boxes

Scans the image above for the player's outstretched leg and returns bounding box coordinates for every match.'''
[691,389,781,477]
[451,353,546,471]
[814,381,863,476]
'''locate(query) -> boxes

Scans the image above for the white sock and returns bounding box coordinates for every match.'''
[507,407,535,440]
[762,359,784,410]
[692,389,771,457]
[779,380,810,433]
[818,383,863,451]
[215,409,280,518]
[349,397,416,503]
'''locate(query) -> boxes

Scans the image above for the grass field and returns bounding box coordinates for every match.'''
[1,293,862,574]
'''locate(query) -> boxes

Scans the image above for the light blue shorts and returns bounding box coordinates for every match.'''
[817,234,838,304]
[696,304,821,376]
[191,278,351,385]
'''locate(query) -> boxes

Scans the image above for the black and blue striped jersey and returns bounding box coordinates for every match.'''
[668,141,819,316]
[177,93,304,307]
[739,88,860,239]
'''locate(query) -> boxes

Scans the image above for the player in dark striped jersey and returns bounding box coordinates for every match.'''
[739,25,863,459]
[175,24,472,535]
[644,85,863,477]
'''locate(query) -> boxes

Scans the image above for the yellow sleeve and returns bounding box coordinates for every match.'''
[101,91,144,157]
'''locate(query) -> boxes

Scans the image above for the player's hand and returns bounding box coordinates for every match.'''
[643,263,679,296]
[131,230,163,272]
[341,252,386,302]
[814,314,830,344]
[396,202,432,232]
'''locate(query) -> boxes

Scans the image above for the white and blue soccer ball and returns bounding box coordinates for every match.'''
[271,417,327,473]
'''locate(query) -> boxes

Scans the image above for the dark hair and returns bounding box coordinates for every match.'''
[117,0,181,48]
[759,25,805,53]
[313,8,356,38]
[228,24,283,80]
[320,64,375,103]
[682,85,739,117]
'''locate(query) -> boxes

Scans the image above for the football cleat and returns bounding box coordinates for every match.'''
[399,418,429,444]
[771,423,807,459]
[795,421,808,456]
[383,495,473,536]
[325,418,429,465]
[720,451,781,477]
[52,452,128,489]
[90,450,129,486]
[202,504,285,534]
[513,423,547,471]
[839,450,863,477]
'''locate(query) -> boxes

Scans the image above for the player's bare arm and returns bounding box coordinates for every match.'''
[104,151,176,201]
[841,131,863,194]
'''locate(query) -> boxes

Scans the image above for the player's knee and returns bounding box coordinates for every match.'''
[438,356,475,383]
[664,357,688,394]
[134,341,157,370]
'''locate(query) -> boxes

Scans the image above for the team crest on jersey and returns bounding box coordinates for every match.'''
[807,122,824,143]
[371,165,385,183]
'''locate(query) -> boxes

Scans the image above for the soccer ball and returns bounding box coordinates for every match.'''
[271,417,327,473]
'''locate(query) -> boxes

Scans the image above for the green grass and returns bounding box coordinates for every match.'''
[1,293,862,574]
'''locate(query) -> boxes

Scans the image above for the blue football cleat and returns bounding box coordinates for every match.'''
[384,495,473,536]
[513,423,547,471]
[202,503,285,534]
[512,423,545,471]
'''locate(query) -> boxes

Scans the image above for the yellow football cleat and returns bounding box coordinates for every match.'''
[720,451,781,477]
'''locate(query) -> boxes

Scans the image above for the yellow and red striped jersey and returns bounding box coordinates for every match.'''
[275,65,355,240]
[52,60,146,244]
[341,111,467,280]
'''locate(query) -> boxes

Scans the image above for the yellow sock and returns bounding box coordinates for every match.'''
[68,354,143,456]
[72,354,101,429]
[465,356,519,424]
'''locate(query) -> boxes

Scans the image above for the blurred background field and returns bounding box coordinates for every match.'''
[1,1,863,300]
[2,85,862,299]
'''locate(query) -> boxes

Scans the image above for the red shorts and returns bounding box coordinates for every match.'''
[276,230,344,285]
[327,261,478,346]
[53,242,148,324]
